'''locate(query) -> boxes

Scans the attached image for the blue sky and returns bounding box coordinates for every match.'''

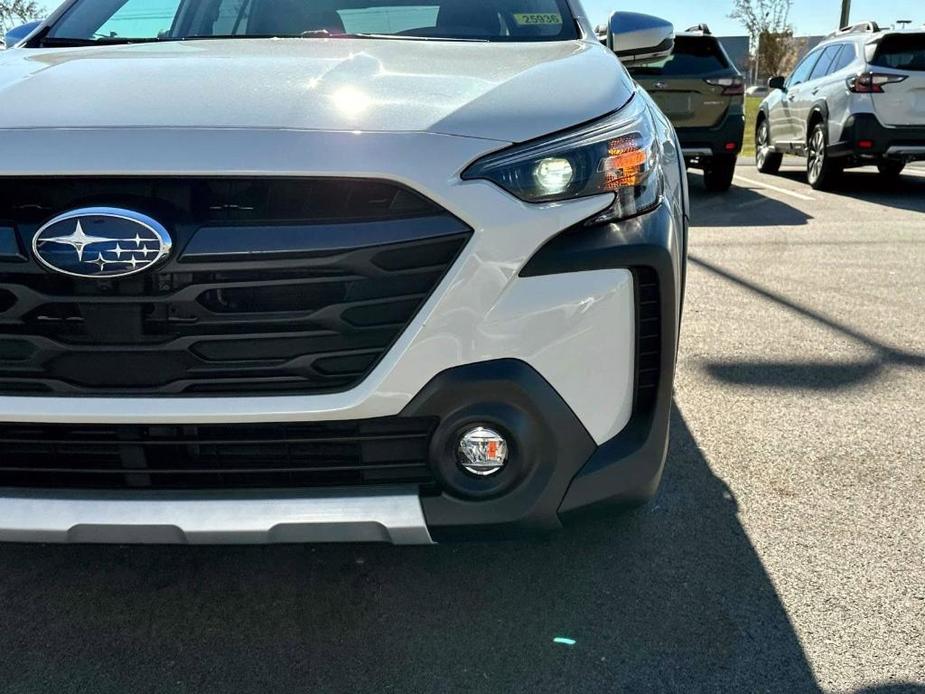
[582,0,924,36]
[34,0,925,37]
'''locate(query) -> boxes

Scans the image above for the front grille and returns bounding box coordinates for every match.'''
[0,417,438,490]
[0,178,471,396]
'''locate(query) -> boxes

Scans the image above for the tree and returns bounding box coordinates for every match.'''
[1,0,40,35]
[730,0,797,79]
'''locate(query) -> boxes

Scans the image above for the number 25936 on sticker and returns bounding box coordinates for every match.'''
[513,13,562,26]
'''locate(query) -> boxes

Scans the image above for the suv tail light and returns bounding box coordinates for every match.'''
[846,72,908,93]
[704,76,744,96]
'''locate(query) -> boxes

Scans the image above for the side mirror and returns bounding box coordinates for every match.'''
[607,12,675,66]
[768,75,786,91]
[4,20,42,48]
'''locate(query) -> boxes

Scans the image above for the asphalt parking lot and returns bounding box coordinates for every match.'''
[0,163,922,694]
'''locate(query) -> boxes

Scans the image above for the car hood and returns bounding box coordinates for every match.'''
[0,38,632,142]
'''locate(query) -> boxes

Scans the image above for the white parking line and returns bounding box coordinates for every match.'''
[733,174,816,202]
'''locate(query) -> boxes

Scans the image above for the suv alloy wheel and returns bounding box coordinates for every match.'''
[806,122,841,190]
[755,119,783,174]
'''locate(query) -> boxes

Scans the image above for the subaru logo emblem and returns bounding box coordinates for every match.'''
[33,208,172,279]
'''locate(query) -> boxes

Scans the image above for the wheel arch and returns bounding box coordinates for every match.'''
[806,102,829,142]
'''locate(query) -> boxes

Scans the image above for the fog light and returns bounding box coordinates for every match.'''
[458,427,508,477]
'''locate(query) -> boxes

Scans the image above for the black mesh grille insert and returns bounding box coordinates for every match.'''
[634,267,661,412]
[0,178,471,396]
[0,417,438,490]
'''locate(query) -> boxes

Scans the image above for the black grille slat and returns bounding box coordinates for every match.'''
[0,264,446,314]
[0,177,470,396]
[0,418,438,490]
[0,464,428,475]
[0,433,430,446]
[0,178,441,226]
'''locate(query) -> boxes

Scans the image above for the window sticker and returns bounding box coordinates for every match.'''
[512,12,563,26]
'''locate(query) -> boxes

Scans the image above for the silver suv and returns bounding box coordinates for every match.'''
[756,22,925,189]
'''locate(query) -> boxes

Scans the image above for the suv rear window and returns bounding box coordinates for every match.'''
[627,36,731,76]
[871,34,925,71]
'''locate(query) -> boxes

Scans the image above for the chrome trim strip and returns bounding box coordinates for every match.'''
[682,148,713,157]
[0,488,433,545]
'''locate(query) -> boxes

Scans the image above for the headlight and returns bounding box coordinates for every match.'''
[462,94,661,223]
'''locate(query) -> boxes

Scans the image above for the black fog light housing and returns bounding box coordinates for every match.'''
[426,406,529,500]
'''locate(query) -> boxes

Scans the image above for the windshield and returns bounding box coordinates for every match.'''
[45,0,578,43]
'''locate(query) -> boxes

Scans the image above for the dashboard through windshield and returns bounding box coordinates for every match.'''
[44,0,579,44]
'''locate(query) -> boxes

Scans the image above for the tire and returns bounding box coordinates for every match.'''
[877,160,905,178]
[806,122,842,190]
[755,118,783,174]
[703,155,737,192]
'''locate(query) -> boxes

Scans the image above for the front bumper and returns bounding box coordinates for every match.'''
[0,127,683,543]
[830,113,925,161]
[0,203,681,544]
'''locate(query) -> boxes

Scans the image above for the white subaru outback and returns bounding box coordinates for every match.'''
[0,2,686,544]
[756,22,925,189]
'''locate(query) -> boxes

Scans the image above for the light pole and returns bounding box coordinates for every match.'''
[839,0,851,28]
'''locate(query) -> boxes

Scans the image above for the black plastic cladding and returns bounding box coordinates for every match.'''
[385,206,680,538]
[400,359,598,541]
[0,177,471,396]
[520,203,681,515]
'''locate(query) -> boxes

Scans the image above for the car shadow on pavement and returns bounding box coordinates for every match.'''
[688,172,813,228]
[855,685,925,694]
[690,255,925,392]
[704,358,884,391]
[0,407,820,694]
[774,169,925,215]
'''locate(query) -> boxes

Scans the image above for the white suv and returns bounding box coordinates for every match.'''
[0,4,686,544]
[755,22,925,189]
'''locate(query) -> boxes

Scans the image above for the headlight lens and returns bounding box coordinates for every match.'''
[462,94,661,222]
[533,157,575,195]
